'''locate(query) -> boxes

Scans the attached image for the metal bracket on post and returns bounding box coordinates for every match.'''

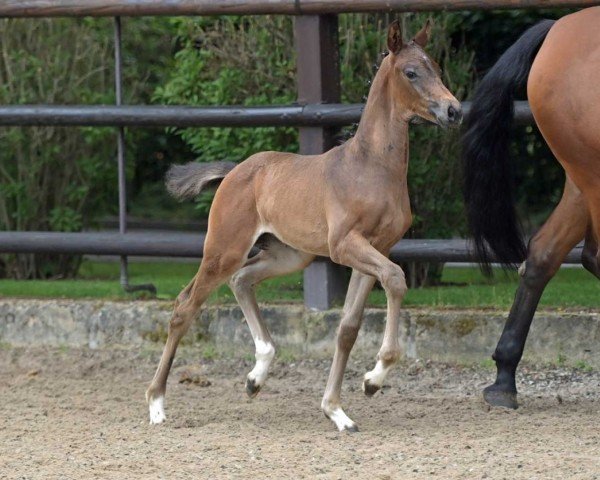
[114,16,156,296]
[294,15,347,310]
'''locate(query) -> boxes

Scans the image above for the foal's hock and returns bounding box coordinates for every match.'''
[147,19,461,432]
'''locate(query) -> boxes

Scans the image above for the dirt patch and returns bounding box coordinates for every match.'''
[1,346,600,479]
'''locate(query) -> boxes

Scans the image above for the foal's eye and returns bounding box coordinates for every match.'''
[405,70,418,80]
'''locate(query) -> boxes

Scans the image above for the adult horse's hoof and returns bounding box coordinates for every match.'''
[483,385,518,409]
[344,424,359,433]
[362,379,381,397]
[245,377,261,398]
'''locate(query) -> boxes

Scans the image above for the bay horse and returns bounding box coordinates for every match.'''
[463,7,600,409]
[146,20,462,431]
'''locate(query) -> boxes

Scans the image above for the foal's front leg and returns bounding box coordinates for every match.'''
[322,270,375,431]
[360,265,407,396]
[326,232,408,427]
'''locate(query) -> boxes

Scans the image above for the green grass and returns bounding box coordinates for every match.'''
[0,260,599,309]
[0,260,302,304]
[390,267,600,309]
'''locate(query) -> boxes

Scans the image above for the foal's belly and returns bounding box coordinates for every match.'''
[257,181,330,255]
[255,160,331,256]
[261,219,331,257]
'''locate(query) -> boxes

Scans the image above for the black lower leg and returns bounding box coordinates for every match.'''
[484,262,549,408]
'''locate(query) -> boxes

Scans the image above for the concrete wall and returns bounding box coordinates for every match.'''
[1,299,599,366]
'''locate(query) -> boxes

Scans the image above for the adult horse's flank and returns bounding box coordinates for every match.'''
[147,20,461,432]
[463,7,600,409]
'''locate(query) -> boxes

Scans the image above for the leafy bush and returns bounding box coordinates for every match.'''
[154,16,298,214]
[0,19,116,279]
[0,18,180,279]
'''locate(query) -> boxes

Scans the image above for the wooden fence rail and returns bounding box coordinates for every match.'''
[1,0,599,17]
[0,232,584,264]
[0,101,533,127]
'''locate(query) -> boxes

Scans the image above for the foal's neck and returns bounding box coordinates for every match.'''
[351,57,409,174]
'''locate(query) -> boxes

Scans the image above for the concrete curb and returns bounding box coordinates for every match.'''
[1,299,599,366]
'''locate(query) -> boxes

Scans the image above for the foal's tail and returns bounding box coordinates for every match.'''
[462,20,555,275]
[165,161,237,200]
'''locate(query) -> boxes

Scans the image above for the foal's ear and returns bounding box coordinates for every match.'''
[387,20,404,55]
[413,18,433,47]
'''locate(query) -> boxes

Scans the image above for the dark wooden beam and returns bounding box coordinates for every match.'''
[295,15,347,310]
[0,104,363,127]
[1,0,599,17]
[0,102,533,127]
[0,232,583,264]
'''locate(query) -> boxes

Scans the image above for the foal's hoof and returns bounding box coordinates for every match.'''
[245,377,261,398]
[362,379,381,397]
[148,396,166,424]
[483,385,518,409]
[344,424,359,433]
[323,408,359,432]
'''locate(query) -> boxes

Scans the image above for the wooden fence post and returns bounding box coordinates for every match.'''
[294,14,347,310]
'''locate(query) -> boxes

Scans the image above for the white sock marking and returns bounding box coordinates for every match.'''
[248,340,275,386]
[328,407,356,431]
[149,396,166,425]
[322,399,357,431]
[364,359,391,388]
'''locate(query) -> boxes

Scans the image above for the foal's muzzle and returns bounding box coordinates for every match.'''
[429,100,463,129]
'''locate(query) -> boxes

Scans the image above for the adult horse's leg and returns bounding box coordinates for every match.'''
[229,236,314,397]
[582,228,600,279]
[330,232,407,415]
[582,193,600,274]
[321,270,376,431]
[484,178,588,408]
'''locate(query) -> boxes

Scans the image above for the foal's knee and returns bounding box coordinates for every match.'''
[381,266,407,298]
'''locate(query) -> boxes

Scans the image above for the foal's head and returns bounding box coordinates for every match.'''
[384,20,462,128]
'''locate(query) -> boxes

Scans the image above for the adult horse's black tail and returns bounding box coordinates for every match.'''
[462,20,555,275]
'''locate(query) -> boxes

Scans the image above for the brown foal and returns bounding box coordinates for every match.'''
[147,20,461,432]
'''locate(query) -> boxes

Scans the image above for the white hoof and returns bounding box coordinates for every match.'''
[149,397,166,425]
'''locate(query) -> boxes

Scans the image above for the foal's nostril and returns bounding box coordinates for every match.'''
[448,106,457,121]
[447,105,463,124]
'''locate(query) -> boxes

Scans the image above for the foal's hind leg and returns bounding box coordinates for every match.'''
[322,270,375,431]
[484,178,588,408]
[229,236,314,397]
[146,211,260,424]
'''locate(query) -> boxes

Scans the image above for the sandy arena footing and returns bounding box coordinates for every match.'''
[1,346,600,479]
